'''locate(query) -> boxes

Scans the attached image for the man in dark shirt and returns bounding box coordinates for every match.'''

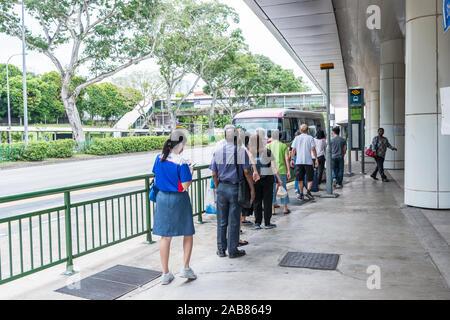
[210,125,255,259]
[370,128,397,182]
[330,127,347,188]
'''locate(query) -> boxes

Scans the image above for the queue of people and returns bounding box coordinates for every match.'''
[150,125,397,284]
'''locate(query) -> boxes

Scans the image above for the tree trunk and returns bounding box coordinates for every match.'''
[209,90,218,136]
[62,94,85,143]
[166,94,175,132]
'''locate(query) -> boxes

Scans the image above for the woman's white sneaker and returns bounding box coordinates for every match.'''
[180,267,197,280]
[161,272,175,285]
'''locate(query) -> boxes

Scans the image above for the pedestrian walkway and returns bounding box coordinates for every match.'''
[1,161,449,300]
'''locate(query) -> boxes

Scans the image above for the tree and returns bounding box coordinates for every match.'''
[216,53,260,118]
[37,71,65,123]
[254,54,309,93]
[218,53,310,118]
[0,0,167,142]
[113,71,165,128]
[201,34,246,135]
[0,64,22,120]
[80,82,137,123]
[155,0,241,131]
[0,74,41,121]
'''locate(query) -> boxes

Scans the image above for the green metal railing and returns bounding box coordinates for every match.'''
[74,140,97,153]
[0,165,211,285]
[0,145,24,162]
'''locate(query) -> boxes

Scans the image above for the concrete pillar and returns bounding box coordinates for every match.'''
[380,39,405,170]
[405,0,450,209]
[367,88,380,147]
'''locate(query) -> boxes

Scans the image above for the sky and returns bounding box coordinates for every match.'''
[0,0,318,92]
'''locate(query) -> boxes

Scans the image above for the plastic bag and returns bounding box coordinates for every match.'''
[205,184,217,214]
[276,186,287,199]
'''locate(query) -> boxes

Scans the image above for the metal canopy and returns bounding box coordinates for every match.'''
[244,0,348,109]
[244,0,406,112]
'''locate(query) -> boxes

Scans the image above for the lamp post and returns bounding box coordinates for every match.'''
[6,53,27,144]
[21,0,29,147]
[320,63,338,198]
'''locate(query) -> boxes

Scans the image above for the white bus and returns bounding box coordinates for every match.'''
[232,108,325,142]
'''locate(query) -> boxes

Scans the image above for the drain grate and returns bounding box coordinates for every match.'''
[279,252,340,270]
[56,265,161,300]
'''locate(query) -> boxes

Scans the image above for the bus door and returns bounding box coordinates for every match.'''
[282,118,293,142]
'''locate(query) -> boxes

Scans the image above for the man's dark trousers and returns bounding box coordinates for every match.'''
[372,156,386,179]
[216,183,241,255]
[331,156,345,186]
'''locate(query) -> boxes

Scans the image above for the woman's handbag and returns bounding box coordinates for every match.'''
[149,179,159,202]
[235,146,252,209]
[366,146,376,158]
[366,136,379,158]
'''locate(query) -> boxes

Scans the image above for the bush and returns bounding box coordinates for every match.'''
[85,136,168,156]
[21,142,49,161]
[2,139,75,161]
[47,140,75,158]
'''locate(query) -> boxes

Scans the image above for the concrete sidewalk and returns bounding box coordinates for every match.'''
[1,162,449,300]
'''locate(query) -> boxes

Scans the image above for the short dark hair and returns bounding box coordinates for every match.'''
[378,128,384,132]
[332,127,340,135]
[267,130,272,138]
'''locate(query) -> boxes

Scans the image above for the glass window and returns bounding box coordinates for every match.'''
[233,118,281,135]
[307,119,316,137]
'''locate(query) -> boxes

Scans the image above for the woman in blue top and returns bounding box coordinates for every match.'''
[152,130,196,285]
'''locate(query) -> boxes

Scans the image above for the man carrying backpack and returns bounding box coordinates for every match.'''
[370,128,398,182]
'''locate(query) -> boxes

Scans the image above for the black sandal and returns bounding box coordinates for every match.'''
[283,209,291,214]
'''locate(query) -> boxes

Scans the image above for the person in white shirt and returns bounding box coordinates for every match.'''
[291,124,318,201]
[312,129,327,185]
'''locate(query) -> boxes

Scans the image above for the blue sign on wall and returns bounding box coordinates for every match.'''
[445,0,450,32]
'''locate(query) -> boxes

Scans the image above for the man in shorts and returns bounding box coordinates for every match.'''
[291,124,318,201]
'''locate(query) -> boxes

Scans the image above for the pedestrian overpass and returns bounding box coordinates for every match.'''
[244,0,450,209]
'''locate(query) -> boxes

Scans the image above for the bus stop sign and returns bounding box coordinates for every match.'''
[348,89,364,151]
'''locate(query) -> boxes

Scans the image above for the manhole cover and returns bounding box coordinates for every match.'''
[56,265,161,300]
[279,252,340,270]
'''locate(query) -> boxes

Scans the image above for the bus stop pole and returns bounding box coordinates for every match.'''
[320,63,338,198]
[361,92,366,174]
[325,69,333,195]
[347,92,352,175]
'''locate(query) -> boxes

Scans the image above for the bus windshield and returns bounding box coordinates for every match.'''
[233,118,281,134]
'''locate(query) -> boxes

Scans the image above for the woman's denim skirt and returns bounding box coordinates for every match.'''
[153,191,195,237]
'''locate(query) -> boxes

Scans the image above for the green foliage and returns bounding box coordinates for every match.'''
[79,82,136,121]
[1,139,75,161]
[0,64,138,125]
[85,136,167,156]
[47,140,75,158]
[189,135,210,146]
[155,0,242,129]
[21,142,49,161]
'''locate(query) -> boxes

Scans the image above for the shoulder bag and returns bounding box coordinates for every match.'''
[235,145,252,209]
